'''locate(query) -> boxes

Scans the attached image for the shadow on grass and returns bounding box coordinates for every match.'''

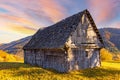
[13,66,63,76]
[0,62,59,76]
[14,69,48,77]
[0,62,33,70]
[104,61,120,63]
[79,68,120,78]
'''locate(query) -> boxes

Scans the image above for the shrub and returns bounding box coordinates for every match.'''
[0,50,8,58]
[100,48,113,61]
[113,54,120,61]
[0,56,4,62]
[4,54,16,62]
[0,50,23,62]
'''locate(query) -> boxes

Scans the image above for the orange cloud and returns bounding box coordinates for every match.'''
[0,14,32,25]
[0,13,40,30]
[88,0,117,24]
[0,0,67,24]
[7,23,37,34]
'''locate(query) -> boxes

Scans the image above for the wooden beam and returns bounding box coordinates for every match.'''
[81,43,96,44]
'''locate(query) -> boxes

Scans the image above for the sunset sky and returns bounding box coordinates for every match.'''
[0,0,120,43]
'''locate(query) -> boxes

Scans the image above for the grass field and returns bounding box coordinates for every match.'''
[0,61,120,80]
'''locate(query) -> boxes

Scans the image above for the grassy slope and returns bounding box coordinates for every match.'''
[0,50,23,62]
[0,61,120,80]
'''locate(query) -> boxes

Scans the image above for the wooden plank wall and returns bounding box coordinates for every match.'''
[24,49,70,72]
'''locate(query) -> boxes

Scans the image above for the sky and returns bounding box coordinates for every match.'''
[0,0,120,43]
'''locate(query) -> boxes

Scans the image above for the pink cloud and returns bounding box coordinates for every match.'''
[23,0,67,23]
[0,0,67,26]
[88,0,118,24]
[0,0,68,43]
[39,0,67,22]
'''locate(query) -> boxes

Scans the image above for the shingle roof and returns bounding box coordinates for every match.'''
[23,9,104,49]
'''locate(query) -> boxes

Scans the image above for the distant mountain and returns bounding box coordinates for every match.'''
[99,28,120,50]
[0,28,120,58]
[0,44,3,46]
[0,36,32,57]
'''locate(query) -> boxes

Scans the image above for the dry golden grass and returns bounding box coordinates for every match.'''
[0,50,23,62]
[0,61,119,80]
[100,48,113,61]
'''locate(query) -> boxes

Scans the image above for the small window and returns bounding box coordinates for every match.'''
[85,51,89,57]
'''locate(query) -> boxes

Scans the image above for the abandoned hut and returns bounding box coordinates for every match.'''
[23,9,104,72]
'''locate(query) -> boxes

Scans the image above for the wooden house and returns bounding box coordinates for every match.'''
[23,9,104,72]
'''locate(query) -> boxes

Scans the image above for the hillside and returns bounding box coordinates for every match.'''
[0,36,31,57]
[0,28,120,57]
[99,28,120,50]
[0,50,23,62]
[0,61,119,80]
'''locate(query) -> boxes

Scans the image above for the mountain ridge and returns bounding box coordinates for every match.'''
[0,36,32,57]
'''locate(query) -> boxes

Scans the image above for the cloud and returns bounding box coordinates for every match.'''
[23,0,67,22]
[0,30,31,43]
[0,0,68,43]
[0,14,36,26]
[0,19,37,35]
[1,0,67,23]
[88,0,119,24]
[0,2,26,17]
[7,23,37,34]
[0,0,67,30]
[39,0,67,22]
[110,22,120,28]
